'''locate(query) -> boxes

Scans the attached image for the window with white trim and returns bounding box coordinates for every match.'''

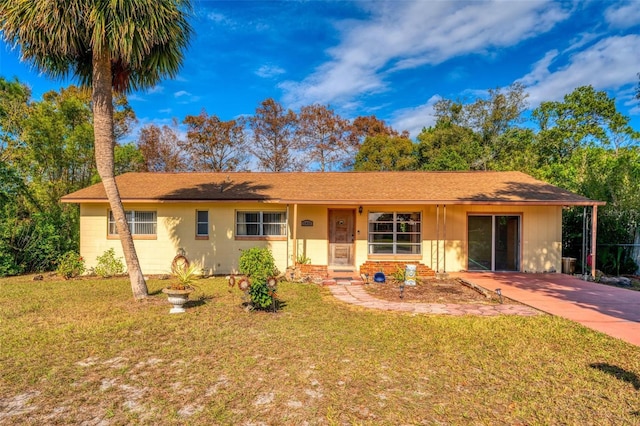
[108,211,157,235]
[236,211,286,237]
[196,210,209,237]
[368,212,421,254]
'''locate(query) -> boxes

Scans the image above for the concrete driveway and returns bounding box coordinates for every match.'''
[455,272,640,347]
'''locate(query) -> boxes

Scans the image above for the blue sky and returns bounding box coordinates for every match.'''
[1,0,640,139]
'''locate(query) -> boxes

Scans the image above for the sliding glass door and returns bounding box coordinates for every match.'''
[468,215,520,271]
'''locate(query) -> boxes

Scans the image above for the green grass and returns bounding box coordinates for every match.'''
[1,275,640,425]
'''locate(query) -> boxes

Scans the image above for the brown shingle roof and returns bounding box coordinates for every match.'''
[60,171,604,206]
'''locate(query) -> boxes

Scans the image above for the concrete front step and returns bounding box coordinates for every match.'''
[322,279,364,286]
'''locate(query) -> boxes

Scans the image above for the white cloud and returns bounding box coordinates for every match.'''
[206,11,235,28]
[391,95,441,138]
[147,85,164,94]
[126,93,145,102]
[605,2,640,29]
[281,0,570,108]
[255,64,285,79]
[173,90,201,105]
[519,35,640,107]
[518,50,559,87]
[119,116,183,145]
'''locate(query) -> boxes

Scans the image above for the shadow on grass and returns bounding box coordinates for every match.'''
[240,299,288,313]
[590,362,640,390]
[185,293,216,308]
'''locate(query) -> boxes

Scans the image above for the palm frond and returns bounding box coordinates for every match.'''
[0,0,192,92]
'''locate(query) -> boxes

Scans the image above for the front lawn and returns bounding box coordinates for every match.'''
[1,275,639,425]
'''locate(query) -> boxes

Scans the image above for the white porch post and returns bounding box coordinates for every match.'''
[443,204,447,273]
[436,204,440,273]
[292,203,298,265]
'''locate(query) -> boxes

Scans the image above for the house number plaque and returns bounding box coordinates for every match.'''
[301,220,313,227]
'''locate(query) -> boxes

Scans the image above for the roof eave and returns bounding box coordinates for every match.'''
[61,197,605,206]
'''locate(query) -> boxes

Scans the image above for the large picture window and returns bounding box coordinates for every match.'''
[109,211,157,236]
[236,211,286,237]
[368,212,421,255]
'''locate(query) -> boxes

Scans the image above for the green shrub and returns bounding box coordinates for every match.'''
[0,212,67,276]
[0,248,22,276]
[239,247,278,284]
[248,281,274,309]
[238,247,279,310]
[94,248,125,278]
[56,251,85,279]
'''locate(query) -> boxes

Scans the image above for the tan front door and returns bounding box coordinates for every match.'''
[329,209,355,267]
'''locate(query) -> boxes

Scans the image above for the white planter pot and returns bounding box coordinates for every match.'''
[162,288,193,314]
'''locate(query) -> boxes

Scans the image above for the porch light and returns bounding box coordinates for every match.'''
[358,206,363,215]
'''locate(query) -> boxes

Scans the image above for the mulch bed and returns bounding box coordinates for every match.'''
[364,278,519,304]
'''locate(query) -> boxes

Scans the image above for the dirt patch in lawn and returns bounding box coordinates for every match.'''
[364,278,520,305]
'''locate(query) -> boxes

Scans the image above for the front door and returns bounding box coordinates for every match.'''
[329,209,355,267]
[468,215,520,271]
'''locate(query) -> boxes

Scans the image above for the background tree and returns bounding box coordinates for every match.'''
[19,87,95,204]
[433,83,528,169]
[349,115,403,142]
[1,0,193,299]
[0,81,142,276]
[182,110,247,171]
[114,143,146,176]
[0,85,91,275]
[296,104,352,171]
[138,123,187,172]
[354,135,416,171]
[533,85,639,167]
[248,98,300,171]
[344,115,406,169]
[0,77,30,159]
[415,121,481,170]
[531,86,640,273]
[489,128,539,173]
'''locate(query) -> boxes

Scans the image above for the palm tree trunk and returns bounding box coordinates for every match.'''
[93,49,148,300]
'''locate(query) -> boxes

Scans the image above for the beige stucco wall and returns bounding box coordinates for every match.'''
[423,204,563,273]
[292,205,329,265]
[79,202,563,276]
[80,203,289,275]
[282,203,561,273]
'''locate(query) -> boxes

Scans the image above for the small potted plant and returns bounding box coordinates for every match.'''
[162,260,201,313]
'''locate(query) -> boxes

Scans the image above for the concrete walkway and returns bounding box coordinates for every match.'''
[454,272,640,347]
[328,284,540,317]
